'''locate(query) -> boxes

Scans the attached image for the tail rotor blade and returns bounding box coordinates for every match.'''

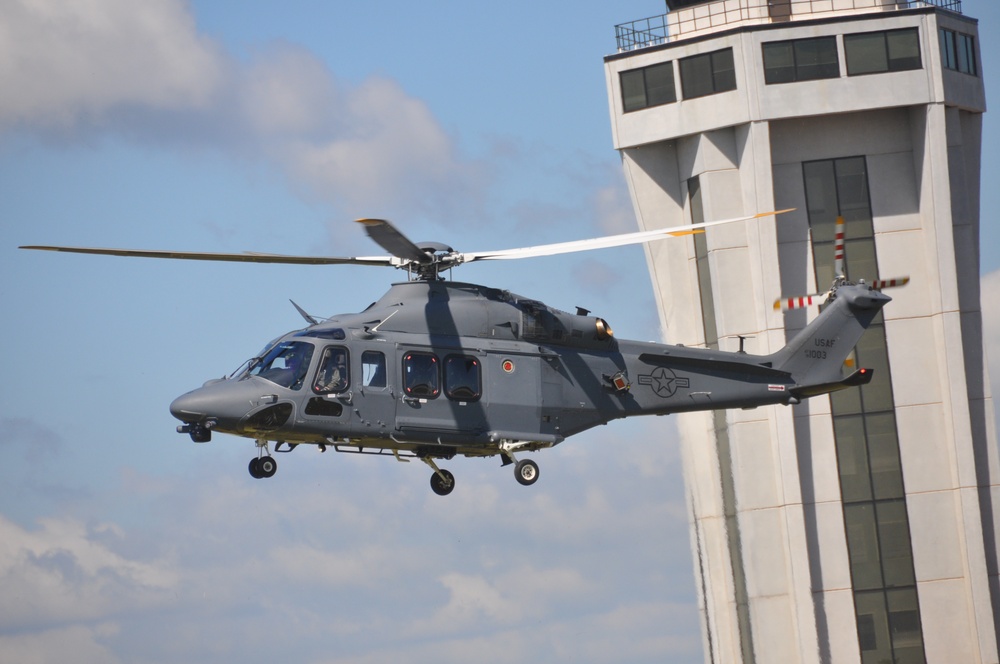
[773,292,829,312]
[834,216,846,279]
[870,276,910,290]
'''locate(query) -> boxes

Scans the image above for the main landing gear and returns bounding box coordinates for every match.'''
[514,458,539,486]
[420,454,540,496]
[422,457,456,496]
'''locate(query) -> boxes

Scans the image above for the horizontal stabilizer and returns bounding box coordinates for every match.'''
[790,367,873,399]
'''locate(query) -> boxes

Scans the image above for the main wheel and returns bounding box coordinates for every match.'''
[248,457,262,479]
[430,469,455,496]
[257,456,277,478]
[514,459,539,486]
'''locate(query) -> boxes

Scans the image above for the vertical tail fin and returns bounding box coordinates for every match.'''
[768,283,890,388]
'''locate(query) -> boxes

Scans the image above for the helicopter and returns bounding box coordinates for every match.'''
[20,212,904,495]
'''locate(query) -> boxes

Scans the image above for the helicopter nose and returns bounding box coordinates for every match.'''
[170,389,215,423]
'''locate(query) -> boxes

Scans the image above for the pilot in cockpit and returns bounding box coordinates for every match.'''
[314,348,348,393]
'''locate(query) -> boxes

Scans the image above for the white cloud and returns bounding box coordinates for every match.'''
[0,515,178,631]
[275,75,472,217]
[0,0,476,219]
[405,565,593,636]
[0,0,224,130]
[0,624,121,664]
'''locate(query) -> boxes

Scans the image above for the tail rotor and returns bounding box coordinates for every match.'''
[773,216,909,312]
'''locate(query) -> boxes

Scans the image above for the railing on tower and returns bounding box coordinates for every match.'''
[614,0,962,52]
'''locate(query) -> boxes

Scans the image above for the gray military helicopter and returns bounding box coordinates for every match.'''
[21,213,899,495]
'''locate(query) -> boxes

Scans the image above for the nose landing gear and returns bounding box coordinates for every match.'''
[249,455,277,479]
[249,439,277,479]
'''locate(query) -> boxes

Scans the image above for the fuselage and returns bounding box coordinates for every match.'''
[170,280,804,458]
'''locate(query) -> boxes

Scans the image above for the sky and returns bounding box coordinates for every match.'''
[0,1,997,663]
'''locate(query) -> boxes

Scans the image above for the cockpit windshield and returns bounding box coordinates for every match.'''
[244,341,314,390]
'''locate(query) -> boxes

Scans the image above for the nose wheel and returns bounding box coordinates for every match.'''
[249,440,277,479]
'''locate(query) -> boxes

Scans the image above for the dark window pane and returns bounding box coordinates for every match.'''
[645,62,676,106]
[957,33,975,75]
[712,48,736,92]
[940,29,956,70]
[856,591,893,663]
[763,42,795,84]
[845,503,884,589]
[887,29,921,71]
[835,415,872,501]
[796,36,839,80]
[621,69,646,112]
[877,500,916,586]
[834,157,872,221]
[680,53,714,98]
[846,33,889,75]
[887,588,926,663]
[866,413,904,499]
[803,160,839,234]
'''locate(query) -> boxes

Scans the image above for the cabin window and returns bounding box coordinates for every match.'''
[362,351,387,388]
[249,341,314,390]
[403,352,440,398]
[444,355,482,402]
[313,346,349,394]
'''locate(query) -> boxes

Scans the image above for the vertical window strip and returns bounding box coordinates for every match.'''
[802,157,926,664]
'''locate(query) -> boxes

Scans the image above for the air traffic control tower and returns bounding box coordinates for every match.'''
[604,1,996,662]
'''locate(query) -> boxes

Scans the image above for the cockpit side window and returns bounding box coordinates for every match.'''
[313,346,349,394]
[444,355,481,401]
[403,352,439,398]
[248,341,314,390]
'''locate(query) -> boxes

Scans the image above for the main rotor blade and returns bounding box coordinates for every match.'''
[19,245,397,267]
[356,218,431,263]
[460,209,794,263]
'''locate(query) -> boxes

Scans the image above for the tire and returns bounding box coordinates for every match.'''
[257,456,277,478]
[514,459,539,486]
[430,469,455,496]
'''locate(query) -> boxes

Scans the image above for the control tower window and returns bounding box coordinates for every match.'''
[845,28,921,76]
[620,61,676,112]
[763,36,839,84]
[679,48,736,99]
[940,28,977,76]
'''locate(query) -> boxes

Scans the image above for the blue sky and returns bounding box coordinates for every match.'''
[0,1,997,662]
